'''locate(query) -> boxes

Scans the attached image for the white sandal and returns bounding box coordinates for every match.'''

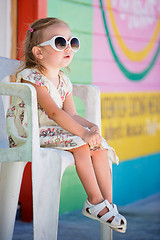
[82,199,127,233]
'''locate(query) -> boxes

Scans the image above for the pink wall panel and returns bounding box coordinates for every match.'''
[93,0,160,92]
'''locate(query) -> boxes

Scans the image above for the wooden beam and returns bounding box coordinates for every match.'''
[11,0,17,60]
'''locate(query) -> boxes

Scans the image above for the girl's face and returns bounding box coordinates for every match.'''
[37,23,74,71]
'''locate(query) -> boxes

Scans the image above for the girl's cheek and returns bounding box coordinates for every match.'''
[70,52,74,60]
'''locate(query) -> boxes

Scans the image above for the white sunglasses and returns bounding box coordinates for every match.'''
[38,35,80,52]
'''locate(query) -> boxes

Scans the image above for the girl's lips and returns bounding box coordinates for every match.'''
[64,55,70,58]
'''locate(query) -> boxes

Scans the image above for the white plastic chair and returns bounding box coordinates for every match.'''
[0,56,112,240]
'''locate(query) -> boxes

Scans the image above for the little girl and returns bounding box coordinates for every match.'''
[6,17,127,233]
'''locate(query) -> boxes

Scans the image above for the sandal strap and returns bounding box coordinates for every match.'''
[87,199,116,218]
[86,200,115,217]
[100,207,117,222]
[100,200,126,226]
[88,201,106,216]
[104,199,114,211]
[111,213,126,226]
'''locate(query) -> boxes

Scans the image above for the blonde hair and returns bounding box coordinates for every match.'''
[20,17,70,74]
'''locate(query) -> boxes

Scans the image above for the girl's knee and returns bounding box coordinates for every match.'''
[70,144,91,160]
[69,144,89,153]
[91,148,108,160]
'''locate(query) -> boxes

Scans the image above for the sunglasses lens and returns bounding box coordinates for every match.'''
[70,37,80,52]
[55,37,66,50]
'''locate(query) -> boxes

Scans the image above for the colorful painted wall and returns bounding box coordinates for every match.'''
[48,0,160,213]
[94,0,160,205]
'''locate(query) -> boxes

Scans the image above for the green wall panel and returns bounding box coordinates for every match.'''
[62,0,92,5]
[73,96,85,117]
[69,59,92,84]
[48,0,93,85]
[59,166,87,214]
[48,0,93,33]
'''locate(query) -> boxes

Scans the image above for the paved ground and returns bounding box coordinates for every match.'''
[13,193,160,240]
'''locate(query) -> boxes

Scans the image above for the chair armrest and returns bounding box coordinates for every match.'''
[0,82,102,162]
[0,82,39,162]
[73,84,101,130]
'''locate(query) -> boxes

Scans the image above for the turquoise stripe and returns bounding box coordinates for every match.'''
[113,153,160,205]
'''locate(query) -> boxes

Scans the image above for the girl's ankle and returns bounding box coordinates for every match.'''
[87,197,104,205]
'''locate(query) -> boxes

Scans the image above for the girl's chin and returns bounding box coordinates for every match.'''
[62,60,72,68]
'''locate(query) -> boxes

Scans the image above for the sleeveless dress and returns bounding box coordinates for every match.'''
[6,68,119,165]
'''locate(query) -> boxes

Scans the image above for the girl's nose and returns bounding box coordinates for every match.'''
[65,44,71,51]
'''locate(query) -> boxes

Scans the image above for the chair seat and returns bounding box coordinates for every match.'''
[40,148,75,176]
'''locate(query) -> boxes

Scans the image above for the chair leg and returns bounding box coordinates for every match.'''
[32,149,62,240]
[0,162,26,240]
[100,160,112,240]
[100,223,112,240]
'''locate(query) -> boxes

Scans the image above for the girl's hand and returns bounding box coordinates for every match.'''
[82,130,102,148]
[90,125,100,134]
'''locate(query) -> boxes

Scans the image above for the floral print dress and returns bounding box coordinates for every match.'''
[6,68,119,165]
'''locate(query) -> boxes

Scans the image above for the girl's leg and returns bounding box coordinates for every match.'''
[70,146,114,221]
[91,149,112,203]
[91,149,126,228]
[90,149,113,218]
[69,144,103,205]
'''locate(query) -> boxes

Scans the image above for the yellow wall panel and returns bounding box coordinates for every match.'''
[101,92,160,161]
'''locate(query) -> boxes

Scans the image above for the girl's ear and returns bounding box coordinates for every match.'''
[32,46,44,60]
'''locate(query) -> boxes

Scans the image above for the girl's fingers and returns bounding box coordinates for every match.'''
[91,135,102,147]
[84,131,102,147]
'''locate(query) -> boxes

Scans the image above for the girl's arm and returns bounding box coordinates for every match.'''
[22,79,101,147]
[63,93,100,133]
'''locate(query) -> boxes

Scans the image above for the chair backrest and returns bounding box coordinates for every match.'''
[0,57,20,79]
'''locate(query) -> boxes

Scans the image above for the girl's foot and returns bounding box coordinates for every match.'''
[82,199,127,233]
[98,203,114,222]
